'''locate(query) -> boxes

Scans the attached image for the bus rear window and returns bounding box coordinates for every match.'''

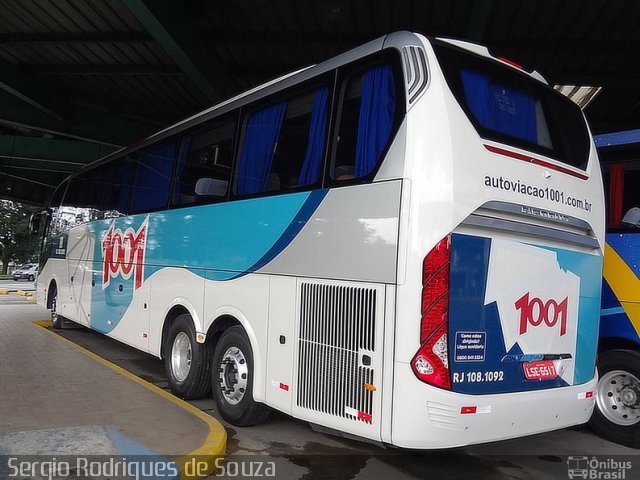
[460,70,551,148]
[433,42,590,170]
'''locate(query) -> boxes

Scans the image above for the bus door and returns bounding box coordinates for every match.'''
[63,224,94,326]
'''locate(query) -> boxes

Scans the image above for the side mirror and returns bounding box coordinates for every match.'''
[195,177,228,197]
[28,210,50,236]
[28,212,43,236]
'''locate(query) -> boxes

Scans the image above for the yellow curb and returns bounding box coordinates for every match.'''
[0,289,7,295]
[26,295,37,302]
[16,290,28,296]
[32,320,226,479]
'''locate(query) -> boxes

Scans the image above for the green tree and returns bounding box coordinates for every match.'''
[0,200,40,274]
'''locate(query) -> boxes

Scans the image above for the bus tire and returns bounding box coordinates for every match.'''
[164,314,213,400]
[50,286,63,330]
[590,349,640,448]
[211,326,270,426]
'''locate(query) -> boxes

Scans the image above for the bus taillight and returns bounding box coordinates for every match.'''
[411,236,451,389]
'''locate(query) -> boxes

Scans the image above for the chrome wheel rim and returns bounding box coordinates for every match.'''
[217,346,248,405]
[597,370,640,426]
[171,332,192,382]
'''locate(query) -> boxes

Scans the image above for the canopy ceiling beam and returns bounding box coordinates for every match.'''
[123,0,239,102]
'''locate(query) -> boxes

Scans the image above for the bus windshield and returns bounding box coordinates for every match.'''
[432,41,590,170]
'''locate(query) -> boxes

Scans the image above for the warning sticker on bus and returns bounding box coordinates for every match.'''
[454,332,486,362]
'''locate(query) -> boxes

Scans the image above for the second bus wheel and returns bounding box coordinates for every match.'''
[211,326,270,426]
[164,314,213,400]
[591,349,640,448]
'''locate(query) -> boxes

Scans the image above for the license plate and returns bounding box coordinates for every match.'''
[523,360,557,380]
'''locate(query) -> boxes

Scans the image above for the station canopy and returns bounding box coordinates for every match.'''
[1,0,639,205]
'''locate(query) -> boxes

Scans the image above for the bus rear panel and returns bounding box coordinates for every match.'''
[391,36,604,447]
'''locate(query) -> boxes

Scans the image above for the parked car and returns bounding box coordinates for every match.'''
[12,263,37,281]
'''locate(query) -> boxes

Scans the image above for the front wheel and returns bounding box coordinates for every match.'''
[50,287,63,329]
[28,275,35,282]
[590,349,640,448]
[211,326,270,426]
[164,314,212,400]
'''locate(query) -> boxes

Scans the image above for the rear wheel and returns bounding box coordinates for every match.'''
[211,326,270,426]
[164,314,212,399]
[50,287,63,330]
[591,349,640,448]
[28,274,35,282]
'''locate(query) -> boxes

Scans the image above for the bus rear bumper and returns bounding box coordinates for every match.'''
[390,364,597,449]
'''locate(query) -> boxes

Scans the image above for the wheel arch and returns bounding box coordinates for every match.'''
[46,279,58,309]
[159,304,192,360]
[205,307,265,402]
[599,336,640,354]
[205,314,241,348]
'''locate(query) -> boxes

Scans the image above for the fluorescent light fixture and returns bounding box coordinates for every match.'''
[554,85,602,109]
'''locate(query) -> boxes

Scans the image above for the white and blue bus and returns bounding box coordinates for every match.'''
[35,32,605,448]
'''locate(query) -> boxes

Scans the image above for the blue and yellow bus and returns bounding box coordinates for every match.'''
[593,155,640,447]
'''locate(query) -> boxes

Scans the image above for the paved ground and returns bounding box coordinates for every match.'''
[0,278,35,290]
[0,294,225,478]
[1,293,638,480]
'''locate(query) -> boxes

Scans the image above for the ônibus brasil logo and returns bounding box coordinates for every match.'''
[515,292,568,336]
[101,217,148,291]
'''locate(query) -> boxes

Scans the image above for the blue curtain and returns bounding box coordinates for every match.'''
[355,65,396,178]
[237,102,287,195]
[299,87,329,186]
[460,69,537,144]
[131,140,176,213]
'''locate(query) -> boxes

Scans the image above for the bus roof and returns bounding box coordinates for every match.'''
[57,30,548,187]
[435,37,548,84]
[72,31,425,179]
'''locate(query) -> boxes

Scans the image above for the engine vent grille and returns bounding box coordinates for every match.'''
[297,283,376,423]
[403,45,428,104]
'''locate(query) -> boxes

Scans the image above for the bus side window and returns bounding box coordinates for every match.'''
[173,115,236,206]
[332,64,396,182]
[59,176,99,229]
[90,157,134,219]
[56,155,135,230]
[271,87,329,190]
[235,84,330,196]
[130,140,176,214]
[48,180,68,235]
